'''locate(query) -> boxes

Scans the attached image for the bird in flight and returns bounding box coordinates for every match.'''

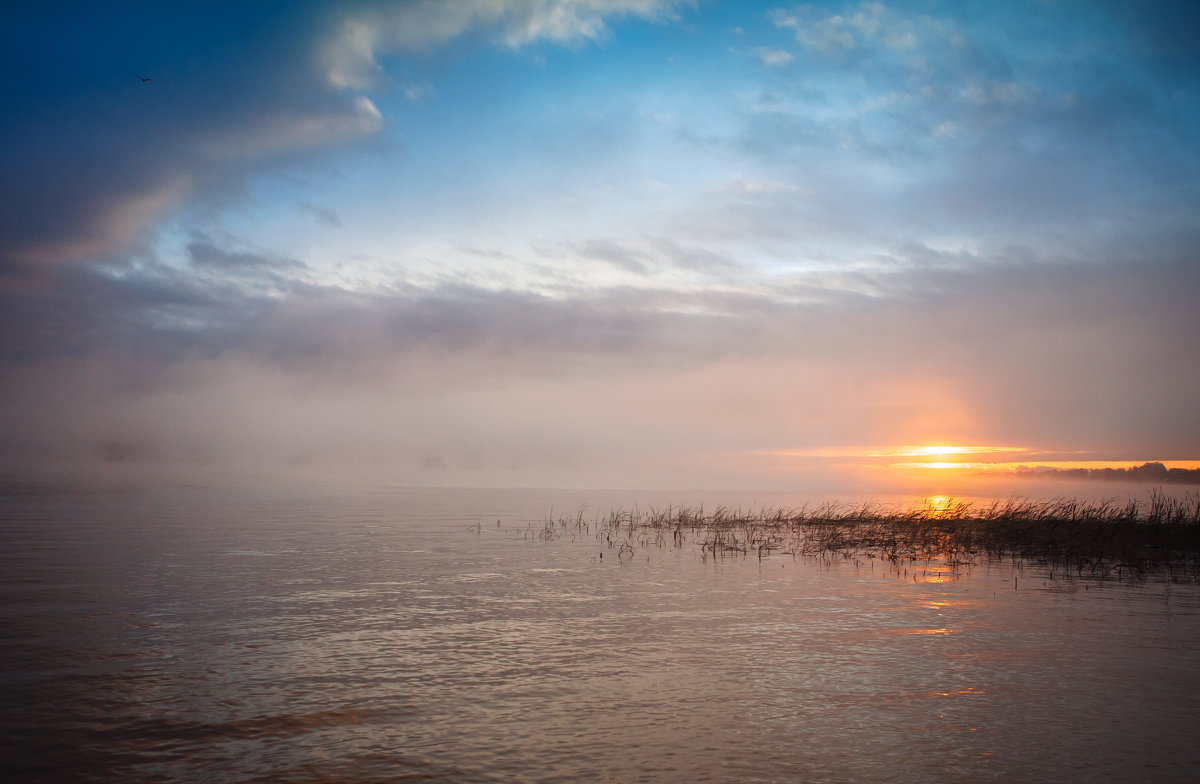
[137,75,152,83]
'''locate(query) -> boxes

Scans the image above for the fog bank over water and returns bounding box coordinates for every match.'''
[2,257,1197,491]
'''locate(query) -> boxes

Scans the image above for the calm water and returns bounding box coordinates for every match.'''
[2,480,1199,782]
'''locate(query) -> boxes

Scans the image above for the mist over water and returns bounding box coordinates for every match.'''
[3,479,1198,782]
[4,1,1199,778]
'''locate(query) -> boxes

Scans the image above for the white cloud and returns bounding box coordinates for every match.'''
[402,81,436,101]
[322,0,689,89]
[711,175,806,196]
[769,6,866,55]
[757,47,794,66]
[769,2,944,59]
[884,30,918,50]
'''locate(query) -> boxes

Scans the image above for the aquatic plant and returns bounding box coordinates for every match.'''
[541,492,1200,581]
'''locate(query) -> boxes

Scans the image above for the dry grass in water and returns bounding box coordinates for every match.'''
[537,492,1200,581]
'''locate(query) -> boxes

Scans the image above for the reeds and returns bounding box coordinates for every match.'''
[557,491,1200,581]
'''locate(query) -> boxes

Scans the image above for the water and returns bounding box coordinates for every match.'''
[2,480,1199,782]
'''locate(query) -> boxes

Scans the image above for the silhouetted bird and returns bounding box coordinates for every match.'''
[138,75,152,83]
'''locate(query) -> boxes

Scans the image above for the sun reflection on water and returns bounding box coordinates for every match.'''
[923,495,959,519]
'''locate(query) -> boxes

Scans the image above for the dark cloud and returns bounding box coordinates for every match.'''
[0,262,269,364]
[186,235,309,294]
[557,238,742,277]
[0,2,379,279]
[2,243,1196,472]
[298,202,344,228]
[573,239,651,275]
[649,239,741,275]
[0,240,761,376]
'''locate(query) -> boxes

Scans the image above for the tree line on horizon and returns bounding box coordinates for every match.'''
[1017,462,1200,485]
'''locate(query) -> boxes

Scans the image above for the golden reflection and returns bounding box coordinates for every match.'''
[921,599,971,610]
[898,686,986,698]
[922,495,961,520]
[926,687,985,698]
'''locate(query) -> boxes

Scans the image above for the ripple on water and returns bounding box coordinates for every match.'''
[2,482,1199,783]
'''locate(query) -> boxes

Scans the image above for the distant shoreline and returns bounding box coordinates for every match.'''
[1015,462,1200,484]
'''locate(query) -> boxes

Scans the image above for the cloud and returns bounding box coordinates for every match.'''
[401,81,436,101]
[0,1,696,281]
[185,234,310,293]
[769,2,912,57]
[0,3,382,279]
[647,239,741,275]
[553,237,741,278]
[2,1,1197,488]
[691,5,1200,271]
[573,239,651,275]
[298,202,344,228]
[712,176,805,196]
[756,47,794,66]
[322,0,691,89]
[2,239,1197,483]
[196,96,382,161]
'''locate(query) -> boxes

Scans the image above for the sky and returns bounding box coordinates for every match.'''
[1,0,1198,491]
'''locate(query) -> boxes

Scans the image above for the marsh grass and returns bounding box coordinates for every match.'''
[544,491,1200,581]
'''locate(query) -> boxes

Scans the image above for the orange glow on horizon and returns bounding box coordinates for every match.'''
[893,460,1200,472]
[888,445,1027,457]
[755,445,1200,481]
[763,445,1029,458]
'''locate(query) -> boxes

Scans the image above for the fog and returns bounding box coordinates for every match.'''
[3,257,1196,491]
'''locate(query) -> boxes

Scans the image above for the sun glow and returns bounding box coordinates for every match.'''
[895,460,1200,472]
[759,445,1200,483]
[888,445,1026,458]
[909,446,966,456]
[764,445,1028,458]
[895,462,996,470]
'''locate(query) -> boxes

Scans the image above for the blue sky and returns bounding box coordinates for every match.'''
[1,1,1198,489]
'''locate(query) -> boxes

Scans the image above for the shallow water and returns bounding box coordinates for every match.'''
[2,480,1198,782]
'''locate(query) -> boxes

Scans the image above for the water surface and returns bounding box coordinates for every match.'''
[2,480,1198,781]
